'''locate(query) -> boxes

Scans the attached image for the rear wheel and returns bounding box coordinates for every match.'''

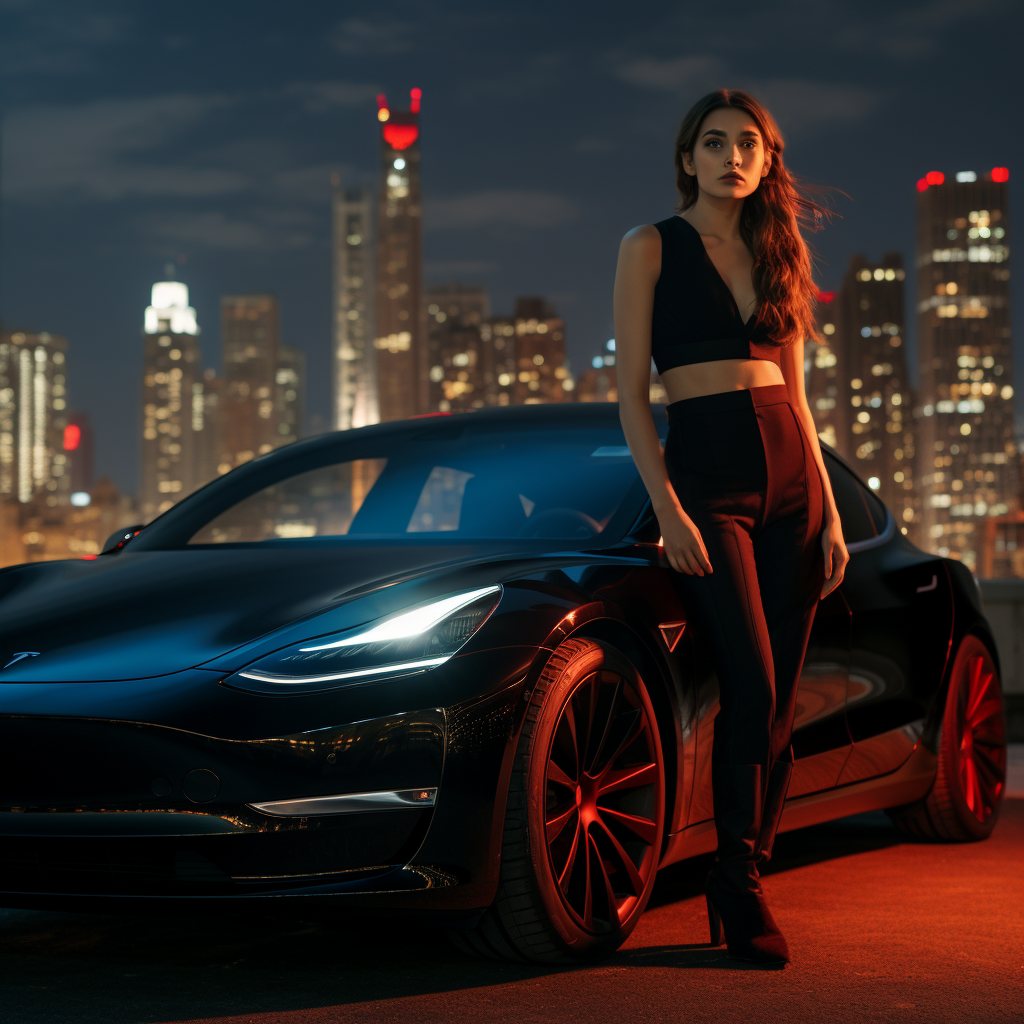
[450,638,666,963]
[888,633,1006,841]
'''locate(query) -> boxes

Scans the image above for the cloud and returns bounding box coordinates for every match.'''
[330,17,416,55]
[614,55,881,132]
[617,55,726,91]
[426,190,582,230]
[140,208,317,252]
[4,94,246,202]
[285,80,379,113]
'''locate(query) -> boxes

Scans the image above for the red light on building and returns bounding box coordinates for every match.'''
[991,167,1009,182]
[383,124,419,150]
[817,290,836,304]
[916,178,929,192]
[925,171,944,186]
[64,424,81,451]
[410,87,421,113]
[376,93,389,122]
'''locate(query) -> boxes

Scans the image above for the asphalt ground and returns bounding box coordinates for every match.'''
[1,758,1021,1024]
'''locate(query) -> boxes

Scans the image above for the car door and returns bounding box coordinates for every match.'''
[825,460,954,785]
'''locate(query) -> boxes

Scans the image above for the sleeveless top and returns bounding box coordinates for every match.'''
[651,215,782,374]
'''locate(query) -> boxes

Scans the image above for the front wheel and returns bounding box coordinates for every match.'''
[450,638,666,963]
[888,633,1006,841]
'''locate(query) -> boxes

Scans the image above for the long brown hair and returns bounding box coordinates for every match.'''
[674,89,832,347]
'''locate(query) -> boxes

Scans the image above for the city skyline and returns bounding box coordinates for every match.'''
[1,1,1020,493]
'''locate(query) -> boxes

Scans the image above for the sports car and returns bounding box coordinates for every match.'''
[0,402,1007,963]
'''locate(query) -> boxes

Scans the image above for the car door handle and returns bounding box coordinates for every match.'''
[916,574,937,593]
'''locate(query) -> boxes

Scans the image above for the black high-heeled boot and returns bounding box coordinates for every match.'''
[705,761,790,966]
[755,758,794,868]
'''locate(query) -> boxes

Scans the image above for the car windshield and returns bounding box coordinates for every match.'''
[166,420,646,546]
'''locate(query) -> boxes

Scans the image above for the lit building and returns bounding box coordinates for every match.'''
[806,293,848,457]
[139,280,204,520]
[424,284,490,412]
[576,340,618,402]
[276,343,305,445]
[823,255,917,535]
[221,294,280,466]
[914,167,1017,570]
[375,89,427,421]
[332,180,377,429]
[0,329,71,507]
[482,297,573,406]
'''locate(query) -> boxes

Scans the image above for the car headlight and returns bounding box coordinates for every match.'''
[224,585,502,694]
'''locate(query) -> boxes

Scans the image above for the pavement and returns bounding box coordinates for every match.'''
[1,752,1022,1024]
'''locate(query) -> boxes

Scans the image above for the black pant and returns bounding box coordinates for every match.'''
[663,384,826,772]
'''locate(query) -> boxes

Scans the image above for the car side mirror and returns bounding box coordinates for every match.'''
[102,525,144,555]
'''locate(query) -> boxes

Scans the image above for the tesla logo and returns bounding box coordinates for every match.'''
[3,651,40,669]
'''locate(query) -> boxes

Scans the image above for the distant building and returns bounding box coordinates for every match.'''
[483,297,573,406]
[914,168,1017,570]
[65,409,94,497]
[819,254,917,536]
[424,284,490,412]
[0,329,71,507]
[276,343,305,445]
[806,294,848,457]
[375,89,426,421]
[221,294,280,467]
[576,341,618,403]
[139,280,204,520]
[332,181,376,430]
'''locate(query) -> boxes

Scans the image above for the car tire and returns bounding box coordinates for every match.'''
[449,637,666,963]
[888,633,1007,841]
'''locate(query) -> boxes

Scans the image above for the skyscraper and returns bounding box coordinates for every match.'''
[275,343,305,445]
[806,294,848,457]
[139,280,203,520]
[221,294,280,466]
[914,168,1016,569]
[0,329,70,506]
[332,180,376,430]
[375,88,426,421]
[424,284,489,412]
[65,410,94,497]
[822,254,917,534]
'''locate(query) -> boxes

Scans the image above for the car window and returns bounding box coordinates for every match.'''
[826,457,878,544]
[184,426,643,545]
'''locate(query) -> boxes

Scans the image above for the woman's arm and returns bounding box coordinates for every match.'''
[614,225,712,576]
[779,337,849,597]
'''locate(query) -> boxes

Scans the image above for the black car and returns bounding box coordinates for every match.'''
[0,403,1008,963]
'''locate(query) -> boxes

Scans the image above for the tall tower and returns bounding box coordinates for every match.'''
[0,329,70,506]
[484,298,571,406]
[332,180,376,430]
[275,342,305,445]
[914,168,1016,569]
[375,88,426,421]
[140,280,203,520]
[832,254,917,535]
[220,294,280,466]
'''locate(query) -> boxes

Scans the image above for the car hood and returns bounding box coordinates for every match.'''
[0,543,542,683]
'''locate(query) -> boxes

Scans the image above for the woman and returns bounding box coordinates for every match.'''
[614,89,849,966]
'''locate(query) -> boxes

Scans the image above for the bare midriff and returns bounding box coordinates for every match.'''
[660,357,786,404]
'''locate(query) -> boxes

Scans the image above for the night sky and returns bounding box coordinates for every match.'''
[1,0,1020,494]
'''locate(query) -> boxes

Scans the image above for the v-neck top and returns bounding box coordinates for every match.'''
[650,215,781,374]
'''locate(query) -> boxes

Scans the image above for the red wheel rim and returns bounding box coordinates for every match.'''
[954,646,1005,823]
[543,668,663,934]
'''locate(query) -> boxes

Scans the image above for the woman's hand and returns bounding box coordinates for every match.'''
[820,515,849,599]
[658,506,713,576]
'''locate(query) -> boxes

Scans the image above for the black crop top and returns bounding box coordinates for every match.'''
[651,215,782,375]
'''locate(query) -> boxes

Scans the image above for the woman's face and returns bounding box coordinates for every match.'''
[681,106,771,200]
